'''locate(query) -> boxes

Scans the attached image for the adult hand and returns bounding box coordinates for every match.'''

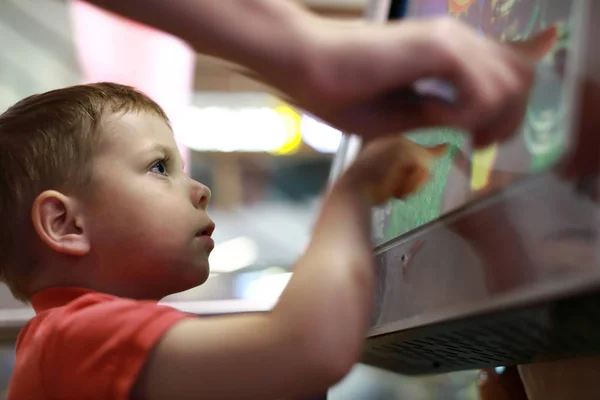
[86,1,554,147]
[251,19,556,148]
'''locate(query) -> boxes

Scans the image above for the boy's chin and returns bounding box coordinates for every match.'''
[177,263,211,288]
[192,269,211,286]
[149,261,211,298]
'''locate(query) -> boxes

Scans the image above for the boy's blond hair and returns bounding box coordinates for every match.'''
[0,83,169,300]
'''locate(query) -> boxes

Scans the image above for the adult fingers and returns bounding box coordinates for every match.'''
[506,26,557,62]
[472,93,528,149]
[327,89,461,138]
[469,27,556,146]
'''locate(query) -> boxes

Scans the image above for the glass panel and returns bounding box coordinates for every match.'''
[373,0,575,246]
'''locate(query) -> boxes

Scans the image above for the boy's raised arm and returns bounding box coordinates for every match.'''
[132,137,447,400]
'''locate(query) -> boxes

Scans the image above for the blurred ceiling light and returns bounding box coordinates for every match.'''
[209,236,259,273]
[163,299,276,315]
[243,272,293,303]
[271,106,302,155]
[179,105,302,153]
[300,114,343,154]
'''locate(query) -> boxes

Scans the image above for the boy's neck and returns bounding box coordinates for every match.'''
[28,257,168,301]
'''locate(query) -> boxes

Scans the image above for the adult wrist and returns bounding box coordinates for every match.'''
[256,12,331,102]
[244,10,367,106]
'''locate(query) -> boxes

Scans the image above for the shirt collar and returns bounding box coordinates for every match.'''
[30,287,100,313]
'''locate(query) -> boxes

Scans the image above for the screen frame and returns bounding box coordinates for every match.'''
[329,0,600,375]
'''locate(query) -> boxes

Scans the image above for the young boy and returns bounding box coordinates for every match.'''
[0,82,445,400]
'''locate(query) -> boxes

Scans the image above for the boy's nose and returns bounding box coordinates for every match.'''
[190,180,211,210]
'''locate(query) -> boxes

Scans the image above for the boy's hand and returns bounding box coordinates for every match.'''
[342,136,448,206]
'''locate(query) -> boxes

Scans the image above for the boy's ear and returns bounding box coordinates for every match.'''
[31,190,90,257]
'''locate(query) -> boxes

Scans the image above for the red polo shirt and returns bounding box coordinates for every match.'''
[7,287,191,400]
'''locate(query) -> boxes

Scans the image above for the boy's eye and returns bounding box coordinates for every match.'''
[150,160,168,176]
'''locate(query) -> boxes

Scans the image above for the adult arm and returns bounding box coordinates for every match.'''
[84,0,319,93]
[84,0,553,143]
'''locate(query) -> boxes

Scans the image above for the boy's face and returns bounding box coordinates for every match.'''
[82,112,213,298]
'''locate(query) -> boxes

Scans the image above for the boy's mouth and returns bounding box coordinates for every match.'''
[196,221,215,237]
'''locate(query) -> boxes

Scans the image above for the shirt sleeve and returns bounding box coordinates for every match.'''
[40,295,192,400]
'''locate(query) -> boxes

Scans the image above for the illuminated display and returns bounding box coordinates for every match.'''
[373,0,573,246]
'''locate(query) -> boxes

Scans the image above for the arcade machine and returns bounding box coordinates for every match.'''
[330,0,600,379]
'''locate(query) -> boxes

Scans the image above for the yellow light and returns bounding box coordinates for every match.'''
[272,105,302,155]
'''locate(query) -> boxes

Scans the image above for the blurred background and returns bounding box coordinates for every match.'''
[0,0,480,397]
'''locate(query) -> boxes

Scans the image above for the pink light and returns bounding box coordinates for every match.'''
[68,0,195,172]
